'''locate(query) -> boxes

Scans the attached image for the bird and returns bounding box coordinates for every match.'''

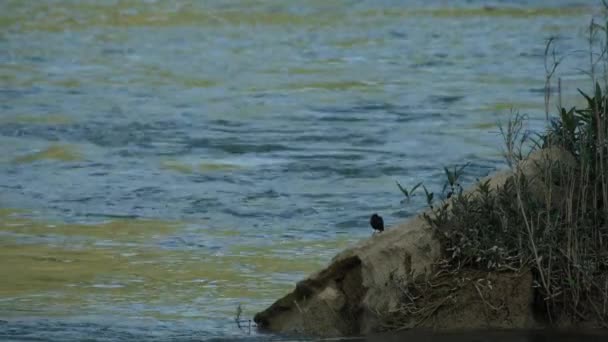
[370,213,384,234]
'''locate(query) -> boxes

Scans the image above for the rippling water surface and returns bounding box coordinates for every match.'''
[0,0,600,340]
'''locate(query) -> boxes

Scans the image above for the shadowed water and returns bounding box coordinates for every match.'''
[0,0,601,340]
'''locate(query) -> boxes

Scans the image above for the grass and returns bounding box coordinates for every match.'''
[234,303,255,335]
[387,4,608,330]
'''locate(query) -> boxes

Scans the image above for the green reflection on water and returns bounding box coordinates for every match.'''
[287,80,377,91]
[160,161,194,174]
[363,6,591,19]
[13,145,83,164]
[478,101,544,113]
[0,1,339,32]
[0,208,336,319]
[0,115,73,125]
[3,1,589,34]
[160,160,242,174]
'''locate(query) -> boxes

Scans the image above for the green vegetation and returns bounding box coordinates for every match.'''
[389,7,608,330]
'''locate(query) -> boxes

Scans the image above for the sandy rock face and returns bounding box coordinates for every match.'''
[254,216,439,336]
[253,148,576,336]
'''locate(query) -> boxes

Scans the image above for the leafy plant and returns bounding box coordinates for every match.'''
[396,181,423,203]
[442,163,469,198]
[422,185,434,209]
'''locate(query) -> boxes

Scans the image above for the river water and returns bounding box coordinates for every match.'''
[0,0,600,340]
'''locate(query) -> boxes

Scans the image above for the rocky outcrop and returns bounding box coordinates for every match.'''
[254,148,577,336]
[254,214,439,336]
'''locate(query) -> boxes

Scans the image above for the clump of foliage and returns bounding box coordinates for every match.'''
[392,11,608,328]
[423,86,608,326]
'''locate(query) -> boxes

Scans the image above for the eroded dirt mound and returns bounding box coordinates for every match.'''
[254,213,441,336]
[254,255,365,336]
[253,148,576,336]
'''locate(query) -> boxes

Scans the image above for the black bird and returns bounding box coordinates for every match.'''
[370,213,384,234]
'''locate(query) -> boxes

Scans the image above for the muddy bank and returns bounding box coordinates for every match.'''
[254,148,581,336]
